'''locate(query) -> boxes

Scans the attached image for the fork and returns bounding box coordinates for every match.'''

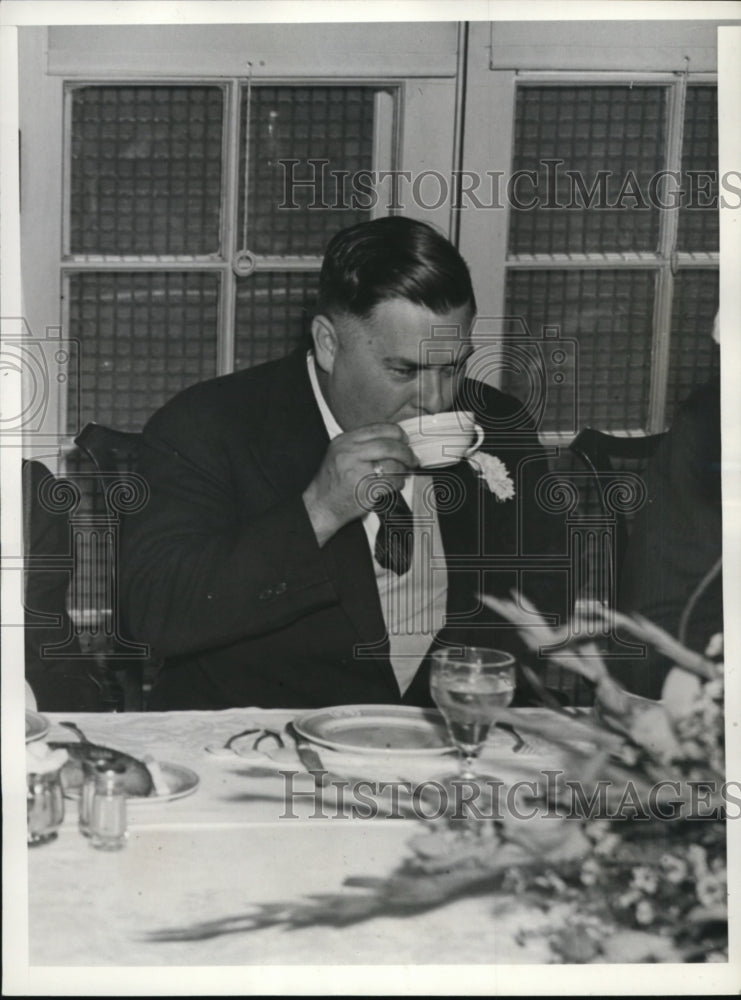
[205,726,260,756]
[205,726,286,757]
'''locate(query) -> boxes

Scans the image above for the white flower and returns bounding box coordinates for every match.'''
[687,844,709,878]
[635,900,655,926]
[467,452,515,501]
[630,867,658,895]
[659,854,688,885]
[696,873,727,909]
[618,890,640,909]
[593,832,621,857]
[579,857,601,886]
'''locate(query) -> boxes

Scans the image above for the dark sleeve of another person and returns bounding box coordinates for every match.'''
[23,460,104,711]
[615,383,723,698]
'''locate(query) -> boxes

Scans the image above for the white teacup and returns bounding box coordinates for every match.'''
[399,410,485,468]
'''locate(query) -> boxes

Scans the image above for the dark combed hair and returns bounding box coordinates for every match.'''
[316,217,477,318]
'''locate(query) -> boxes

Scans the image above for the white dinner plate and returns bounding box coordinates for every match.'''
[25,710,50,744]
[293,705,593,763]
[293,705,453,756]
[65,761,200,804]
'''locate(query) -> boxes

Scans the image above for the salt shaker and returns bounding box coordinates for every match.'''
[89,761,128,851]
[27,770,65,846]
[78,749,119,837]
[26,742,68,846]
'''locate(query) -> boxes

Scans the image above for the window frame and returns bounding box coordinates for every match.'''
[504,70,719,439]
[58,76,401,446]
[458,17,722,443]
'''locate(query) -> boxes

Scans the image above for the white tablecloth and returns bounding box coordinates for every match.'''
[28,710,560,968]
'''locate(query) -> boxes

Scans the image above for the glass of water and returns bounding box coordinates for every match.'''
[430,647,516,779]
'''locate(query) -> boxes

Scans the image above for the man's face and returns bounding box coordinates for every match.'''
[314,297,475,431]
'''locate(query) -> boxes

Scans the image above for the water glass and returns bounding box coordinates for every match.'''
[430,646,516,778]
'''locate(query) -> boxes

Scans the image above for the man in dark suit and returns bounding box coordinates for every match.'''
[121,217,565,710]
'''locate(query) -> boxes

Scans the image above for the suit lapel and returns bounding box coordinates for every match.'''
[432,458,484,557]
[247,350,396,692]
[432,452,514,629]
[437,382,517,564]
[247,349,329,498]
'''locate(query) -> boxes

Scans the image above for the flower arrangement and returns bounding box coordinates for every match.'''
[147,596,727,963]
[467,452,515,501]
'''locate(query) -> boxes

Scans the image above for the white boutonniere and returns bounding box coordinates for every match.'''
[467,452,515,501]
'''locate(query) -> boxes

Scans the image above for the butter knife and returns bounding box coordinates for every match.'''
[285,722,333,786]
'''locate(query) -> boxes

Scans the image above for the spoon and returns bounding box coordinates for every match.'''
[60,721,90,743]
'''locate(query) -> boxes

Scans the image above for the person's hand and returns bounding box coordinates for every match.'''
[302,423,419,545]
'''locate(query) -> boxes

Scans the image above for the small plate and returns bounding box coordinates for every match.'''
[25,710,50,744]
[131,762,200,804]
[293,705,452,756]
[65,761,199,804]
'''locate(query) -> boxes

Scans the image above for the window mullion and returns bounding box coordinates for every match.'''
[252,256,323,272]
[674,252,719,268]
[218,78,242,377]
[647,75,687,433]
[371,89,397,221]
[58,270,72,468]
[61,89,74,256]
[506,252,662,269]
[61,257,226,268]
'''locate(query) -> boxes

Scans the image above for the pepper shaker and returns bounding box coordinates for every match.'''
[78,748,119,837]
[26,743,68,846]
[89,761,128,851]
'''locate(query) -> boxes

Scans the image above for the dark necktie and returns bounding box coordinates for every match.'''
[373,490,414,576]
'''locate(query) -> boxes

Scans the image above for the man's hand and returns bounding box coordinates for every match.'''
[302,423,419,546]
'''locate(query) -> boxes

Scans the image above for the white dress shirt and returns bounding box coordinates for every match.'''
[307,353,448,694]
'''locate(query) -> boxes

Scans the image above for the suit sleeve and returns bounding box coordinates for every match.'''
[120,396,339,659]
[23,461,104,711]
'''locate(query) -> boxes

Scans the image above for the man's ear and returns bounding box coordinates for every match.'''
[310,315,338,374]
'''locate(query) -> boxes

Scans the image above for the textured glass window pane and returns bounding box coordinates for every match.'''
[504,269,655,431]
[70,86,223,254]
[234,271,320,370]
[67,272,219,432]
[677,86,719,252]
[509,86,665,254]
[667,269,719,423]
[240,86,378,255]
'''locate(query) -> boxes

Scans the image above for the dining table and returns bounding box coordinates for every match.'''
[24,705,687,973]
